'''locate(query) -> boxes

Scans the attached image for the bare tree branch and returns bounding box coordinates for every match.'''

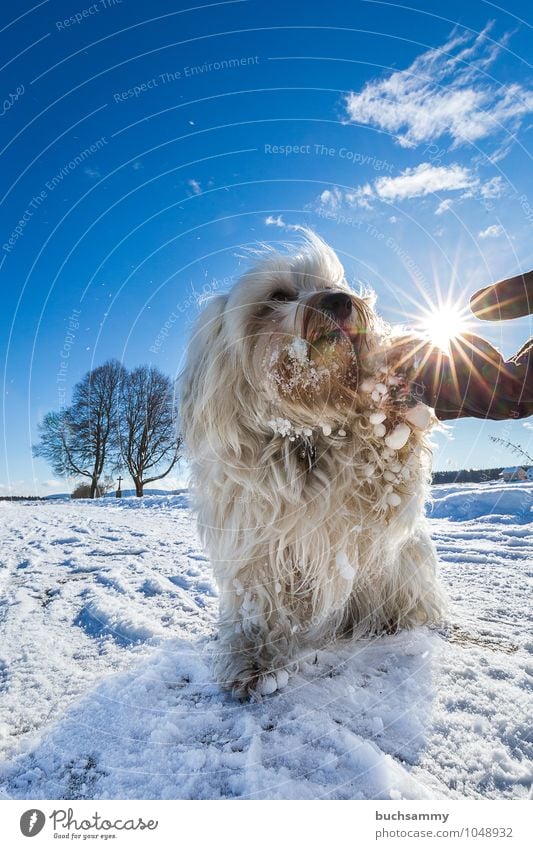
[489,435,533,465]
[33,360,126,498]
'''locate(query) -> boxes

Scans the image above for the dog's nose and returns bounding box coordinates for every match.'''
[320,292,353,321]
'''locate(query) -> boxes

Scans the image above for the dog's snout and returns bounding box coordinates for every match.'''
[320,292,353,321]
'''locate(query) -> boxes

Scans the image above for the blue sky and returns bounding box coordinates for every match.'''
[1,0,532,495]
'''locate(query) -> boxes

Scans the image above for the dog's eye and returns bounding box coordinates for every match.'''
[271,290,295,302]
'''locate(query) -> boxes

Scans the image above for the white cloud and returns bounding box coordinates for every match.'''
[265,214,286,228]
[345,183,374,209]
[315,162,504,217]
[265,214,300,231]
[0,480,25,492]
[188,179,201,195]
[148,472,188,491]
[479,176,505,198]
[344,23,533,150]
[478,224,504,238]
[435,199,453,215]
[0,478,67,497]
[319,188,342,209]
[523,422,533,431]
[41,479,67,490]
[374,163,476,202]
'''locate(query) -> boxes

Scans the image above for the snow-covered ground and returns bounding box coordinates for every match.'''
[0,482,531,800]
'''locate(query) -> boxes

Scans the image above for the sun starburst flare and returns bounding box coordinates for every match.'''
[418,300,471,352]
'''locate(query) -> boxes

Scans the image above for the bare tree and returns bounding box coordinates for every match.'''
[34,360,125,498]
[118,365,181,496]
[33,410,73,477]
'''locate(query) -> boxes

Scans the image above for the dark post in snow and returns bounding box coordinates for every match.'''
[116,476,123,498]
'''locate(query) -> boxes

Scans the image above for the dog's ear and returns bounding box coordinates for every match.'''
[179,294,248,457]
[179,294,227,454]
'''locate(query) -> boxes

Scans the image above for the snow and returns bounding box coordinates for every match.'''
[385,422,411,450]
[336,551,356,581]
[405,403,432,429]
[288,337,308,363]
[429,481,532,523]
[0,482,531,800]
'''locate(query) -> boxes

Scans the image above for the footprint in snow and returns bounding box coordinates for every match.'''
[52,537,82,546]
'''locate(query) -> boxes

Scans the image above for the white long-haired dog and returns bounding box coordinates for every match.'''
[180,233,445,698]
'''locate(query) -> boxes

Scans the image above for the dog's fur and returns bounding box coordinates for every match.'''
[179,233,445,698]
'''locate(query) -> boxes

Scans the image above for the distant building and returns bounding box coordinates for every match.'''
[527,467,533,482]
[500,466,527,482]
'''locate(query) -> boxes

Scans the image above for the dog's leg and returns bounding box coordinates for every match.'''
[214,565,296,699]
[382,529,447,631]
[340,530,446,638]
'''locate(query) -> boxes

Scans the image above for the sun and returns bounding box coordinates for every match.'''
[419,301,470,351]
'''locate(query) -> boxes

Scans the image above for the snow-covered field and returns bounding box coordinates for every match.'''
[0,482,531,800]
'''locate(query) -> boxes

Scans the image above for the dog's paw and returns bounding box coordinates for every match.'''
[257,668,289,695]
[230,667,289,700]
